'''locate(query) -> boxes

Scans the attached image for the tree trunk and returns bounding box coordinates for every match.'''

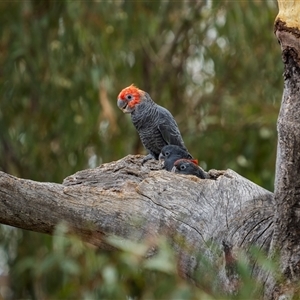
[268,0,300,298]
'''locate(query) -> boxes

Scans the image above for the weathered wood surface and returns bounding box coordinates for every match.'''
[276,0,300,29]
[0,154,274,285]
[267,1,300,298]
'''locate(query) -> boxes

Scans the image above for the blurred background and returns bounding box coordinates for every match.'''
[0,0,282,298]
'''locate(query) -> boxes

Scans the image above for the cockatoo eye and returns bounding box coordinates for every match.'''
[180,165,186,170]
[126,94,133,100]
[165,151,170,157]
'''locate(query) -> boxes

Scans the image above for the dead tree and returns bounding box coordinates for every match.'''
[0,1,299,298]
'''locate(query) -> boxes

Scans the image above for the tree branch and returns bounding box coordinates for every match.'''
[0,155,274,288]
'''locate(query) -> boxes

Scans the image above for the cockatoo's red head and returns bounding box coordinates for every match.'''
[117,84,145,113]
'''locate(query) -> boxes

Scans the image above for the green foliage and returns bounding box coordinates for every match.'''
[0,0,282,298]
[7,223,285,300]
[0,0,281,187]
[11,224,211,299]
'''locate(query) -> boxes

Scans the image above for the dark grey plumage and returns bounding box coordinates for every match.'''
[159,145,193,171]
[172,159,208,179]
[117,85,188,161]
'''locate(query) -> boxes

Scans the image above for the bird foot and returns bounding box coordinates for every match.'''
[141,154,156,165]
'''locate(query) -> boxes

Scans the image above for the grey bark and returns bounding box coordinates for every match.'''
[0,154,274,291]
[267,20,300,299]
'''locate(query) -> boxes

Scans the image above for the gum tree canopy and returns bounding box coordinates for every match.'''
[0,1,299,298]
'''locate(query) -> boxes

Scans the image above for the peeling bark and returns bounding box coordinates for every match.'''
[276,1,300,30]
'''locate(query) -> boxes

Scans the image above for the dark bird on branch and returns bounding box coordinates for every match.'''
[117,85,188,163]
[159,145,194,171]
[171,159,208,179]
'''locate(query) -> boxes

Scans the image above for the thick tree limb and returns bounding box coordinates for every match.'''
[0,155,274,289]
